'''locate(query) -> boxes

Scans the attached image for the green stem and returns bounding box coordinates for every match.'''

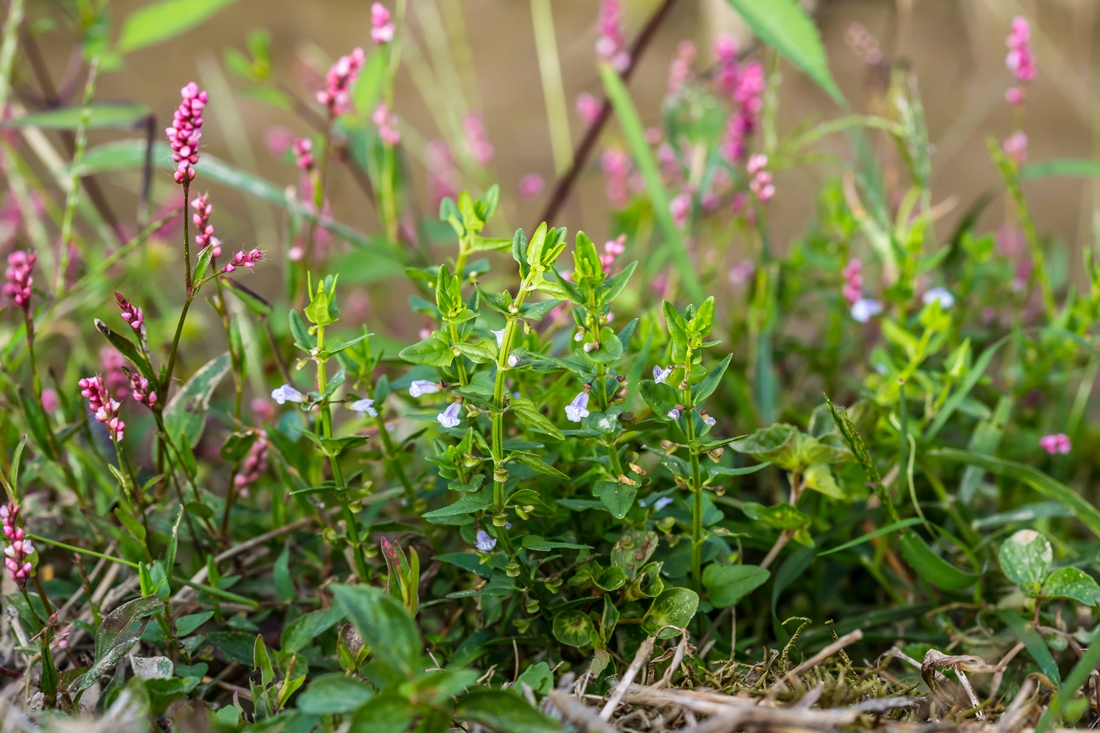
[681,351,704,591]
[448,321,470,386]
[56,55,99,298]
[490,286,531,512]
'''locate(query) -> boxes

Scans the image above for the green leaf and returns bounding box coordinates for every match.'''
[594,480,638,520]
[78,596,163,691]
[208,631,256,665]
[513,453,568,480]
[640,379,681,418]
[510,398,565,440]
[398,332,454,367]
[94,319,156,384]
[933,448,1100,540]
[703,564,770,608]
[552,610,595,648]
[730,424,801,470]
[725,0,845,106]
[513,662,554,697]
[693,354,732,403]
[521,536,592,552]
[1021,158,1100,182]
[802,464,843,500]
[2,104,150,130]
[998,609,1060,686]
[331,584,422,676]
[175,611,213,638]
[274,544,295,602]
[1043,567,1100,606]
[296,673,374,715]
[586,327,624,364]
[899,532,978,591]
[192,245,214,283]
[1036,633,1100,733]
[999,529,1053,595]
[642,587,699,639]
[455,690,561,733]
[163,353,231,446]
[743,502,810,532]
[118,0,241,53]
[281,606,346,654]
[600,64,701,302]
[818,518,923,556]
[350,694,415,733]
[422,490,494,520]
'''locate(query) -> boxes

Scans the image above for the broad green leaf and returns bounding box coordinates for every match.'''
[730,424,801,470]
[351,694,415,733]
[95,319,156,384]
[725,0,845,106]
[998,609,1060,686]
[999,529,1053,595]
[78,596,163,691]
[296,673,374,715]
[280,606,346,654]
[2,104,150,130]
[600,63,701,302]
[594,479,638,519]
[1043,567,1100,606]
[513,662,554,697]
[455,691,560,733]
[642,587,699,638]
[118,0,241,53]
[331,584,422,676]
[933,449,1100,540]
[693,353,732,404]
[899,532,978,591]
[703,564,770,608]
[552,610,595,648]
[175,611,213,638]
[163,352,231,446]
[398,332,454,367]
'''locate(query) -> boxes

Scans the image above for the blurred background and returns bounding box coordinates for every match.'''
[16,0,1100,334]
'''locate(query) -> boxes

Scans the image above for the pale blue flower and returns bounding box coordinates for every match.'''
[492,329,506,349]
[271,385,303,404]
[476,530,497,551]
[507,353,520,367]
[348,398,377,417]
[923,287,955,309]
[410,380,441,397]
[850,298,883,323]
[667,408,681,420]
[653,497,674,511]
[437,402,462,428]
[565,392,590,423]
[653,365,672,384]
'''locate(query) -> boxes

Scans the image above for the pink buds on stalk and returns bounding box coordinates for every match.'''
[166,82,208,184]
[1003,131,1028,165]
[1,503,33,586]
[518,174,544,202]
[114,291,145,335]
[222,249,264,273]
[669,193,692,228]
[576,92,602,125]
[842,258,864,306]
[601,148,632,209]
[667,40,695,94]
[191,194,221,258]
[293,138,315,171]
[747,154,775,202]
[720,61,765,164]
[600,235,626,274]
[317,47,365,116]
[1040,433,1071,455]
[596,0,630,73]
[79,375,125,443]
[4,250,35,311]
[234,431,269,497]
[373,104,401,146]
[129,371,156,409]
[462,114,493,166]
[371,3,395,44]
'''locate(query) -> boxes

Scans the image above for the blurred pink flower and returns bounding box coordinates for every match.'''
[317,47,365,115]
[518,174,545,201]
[371,3,395,44]
[264,126,293,157]
[596,0,630,72]
[601,148,632,209]
[667,40,695,93]
[576,92,602,125]
[1005,17,1036,83]
[1003,131,1028,165]
[462,114,493,166]
[1039,433,1071,455]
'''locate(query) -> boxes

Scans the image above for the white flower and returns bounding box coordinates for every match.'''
[348,398,377,417]
[476,530,497,551]
[653,497,673,511]
[271,385,304,404]
[850,298,884,323]
[437,402,462,428]
[491,329,506,349]
[653,365,672,384]
[565,392,590,423]
[703,414,716,427]
[667,408,681,420]
[507,353,520,368]
[923,287,955,309]
[410,380,441,398]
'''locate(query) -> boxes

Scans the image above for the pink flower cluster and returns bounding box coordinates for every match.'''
[714,35,739,97]
[1005,16,1036,105]
[4,250,35,311]
[576,92,602,125]
[114,291,145,335]
[129,371,156,409]
[373,104,401,146]
[670,192,692,228]
[223,249,263,273]
[601,148,632,209]
[747,154,774,202]
[463,114,493,166]
[667,40,695,94]
[317,47,365,116]
[1,503,32,586]
[80,374,125,442]
[166,82,208,184]
[371,3,395,44]
[1040,433,1071,455]
[234,431,269,497]
[293,138,314,171]
[190,194,222,258]
[601,235,626,274]
[841,258,863,305]
[518,174,544,201]
[101,347,129,399]
[1003,131,1027,165]
[425,141,459,207]
[718,49,765,163]
[596,0,630,72]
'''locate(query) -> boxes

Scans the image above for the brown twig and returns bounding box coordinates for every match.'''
[535,0,679,228]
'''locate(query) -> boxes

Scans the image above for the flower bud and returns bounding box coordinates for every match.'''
[493,466,509,483]
[525,597,540,614]
[462,452,481,468]
[505,561,521,578]
[492,512,509,527]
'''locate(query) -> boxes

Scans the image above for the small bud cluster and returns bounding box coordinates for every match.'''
[293,138,314,172]
[222,249,264,273]
[318,47,365,116]
[596,0,630,73]
[371,3,395,44]
[166,82,208,184]
[841,258,863,306]
[1,503,32,586]
[4,250,35,311]
[747,154,774,202]
[462,114,493,166]
[234,431,269,496]
[373,104,401,146]
[129,371,157,409]
[114,291,145,335]
[191,194,222,258]
[80,375,125,442]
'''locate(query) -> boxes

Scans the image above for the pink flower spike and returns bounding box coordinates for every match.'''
[576,92,602,125]
[234,431,269,497]
[317,47,366,116]
[293,138,314,171]
[223,249,264,273]
[4,250,35,312]
[129,371,157,409]
[114,291,145,335]
[373,104,401,147]
[1,502,31,587]
[669,193,692,228]
[596,0,630,72]
[1003,131,1028,165]
[1040,433,1071,455]
[79,374,125,443]
[166,82,208,185]
[371,3,395,44]
[462,114,493,166]
[1005,17,1037,83]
